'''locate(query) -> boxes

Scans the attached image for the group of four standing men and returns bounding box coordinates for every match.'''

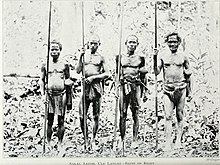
[40,32,192,152]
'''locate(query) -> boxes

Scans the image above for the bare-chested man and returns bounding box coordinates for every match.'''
[76,34,109,149]
[40,40,72,151]
[116,35,147,148]
[153,32,192,150]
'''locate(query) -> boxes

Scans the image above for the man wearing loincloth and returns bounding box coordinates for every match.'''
[40,40,72,151]
[76,34,109,149]
[116,35,148,149]
[153,32,192,150]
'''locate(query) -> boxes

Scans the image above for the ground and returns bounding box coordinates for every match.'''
[3,76,219,158]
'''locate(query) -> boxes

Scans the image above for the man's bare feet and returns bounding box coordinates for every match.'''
[130,141,139,149]
[57,143,65,157]
[91,138,99,151]
[164,141,172,151]
[174,140,182,149]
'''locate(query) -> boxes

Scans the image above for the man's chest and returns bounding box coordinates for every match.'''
[85,54,102,66]
[48,62,65,73]
[162,54,184,67]
[121,55,142,67]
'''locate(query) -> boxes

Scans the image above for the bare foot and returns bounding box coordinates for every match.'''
[164,141,172,151]
[130,141,139,149]
[91,139,99,151]
[57,144,65,157]
[83,139,90,151]
[174,140,182,149]
[57,142,62,152]
[46,142,53,153]
[117,140,123,149]
[117,139,126,156]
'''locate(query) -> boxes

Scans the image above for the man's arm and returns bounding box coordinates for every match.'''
[76,49,84,74]
[139,56,148,99]
[100,56,109,79]
[184,55,192,77]
[153,50,163,76]
[139,56,148,74]
[64,63,74,86]
[184,54,192,99]
[40,64,46,95]
[64,63,73,110]
[64,63,70,79]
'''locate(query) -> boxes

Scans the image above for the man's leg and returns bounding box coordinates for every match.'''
[119,88,129,142]
[163,93,174,150]
[47,113,54,145]
[118,90,129,153]
[92,98,101,140]
[130,86,141,142]
[186,77,192,102]
[57,115,66,156]
[57,115,65,146]
[119,86,130,141]
[175,88,186,148]
[56,93,67,152]
[79,96,90,141]
[91,98,101,150]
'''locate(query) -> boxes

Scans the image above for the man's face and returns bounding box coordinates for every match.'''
[88,39,99,53]
[50,43,61,59]
[167,35,180,53]
[126,36,138,53]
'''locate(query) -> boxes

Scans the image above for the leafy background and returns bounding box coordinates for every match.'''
[2,0,219,158]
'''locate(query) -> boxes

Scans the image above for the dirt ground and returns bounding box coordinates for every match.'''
[3,77,219,158]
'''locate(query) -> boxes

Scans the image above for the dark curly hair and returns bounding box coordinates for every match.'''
[51,40,62,51]
[125,34,139,44]
[165,32,181,43]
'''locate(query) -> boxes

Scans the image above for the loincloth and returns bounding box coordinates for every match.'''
[121,75,141,96]
[48,90,66,116]
[85,80,103,101]
[163,81,187,104]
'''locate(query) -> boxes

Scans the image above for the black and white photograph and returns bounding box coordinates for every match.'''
[1,0,220,164]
